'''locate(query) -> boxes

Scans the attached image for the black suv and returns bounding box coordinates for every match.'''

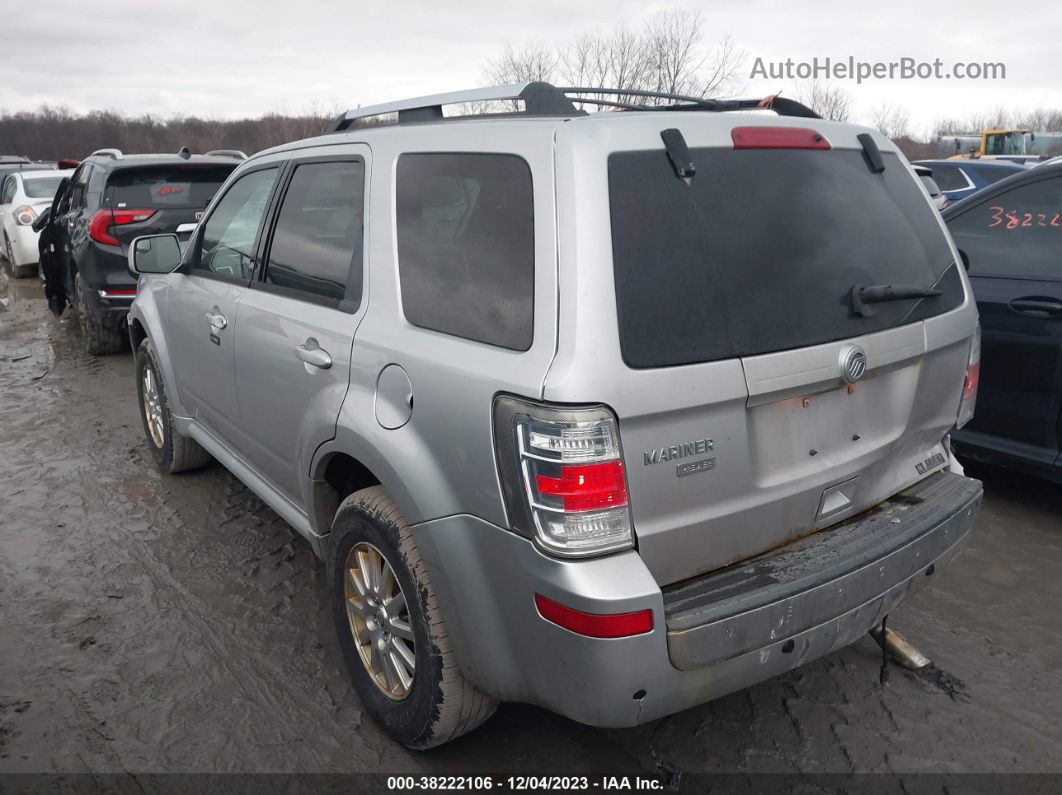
[49,148,241,354]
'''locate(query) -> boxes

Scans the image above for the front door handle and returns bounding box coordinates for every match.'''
[1009,297,1062,318]
[205,307,227,330]
[295,338,332,370]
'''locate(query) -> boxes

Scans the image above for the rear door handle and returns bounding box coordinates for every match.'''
[205,307,227,330]
[295,338,332,369]
[1009,297,1062,318]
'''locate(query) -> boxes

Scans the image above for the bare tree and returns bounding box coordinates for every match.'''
[484,41,558,85]
[870,102,911,140]
[794,80,853,122]
[483,10,745,107]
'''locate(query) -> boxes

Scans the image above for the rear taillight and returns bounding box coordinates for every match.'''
[494,396,634,557]
[88,209,156,245]
[731,126,831,150]
[13,205,37,226]
[957,326,980,429]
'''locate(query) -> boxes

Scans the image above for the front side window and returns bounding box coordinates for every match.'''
[69,165,91,209]
[196,168,278,279]
[948,176,1062,280]
[263,160,364,307]
[396,153,534,351]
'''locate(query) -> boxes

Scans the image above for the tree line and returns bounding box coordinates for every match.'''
[0,104,345,161]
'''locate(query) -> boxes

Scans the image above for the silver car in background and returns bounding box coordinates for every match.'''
[125,83,983,749]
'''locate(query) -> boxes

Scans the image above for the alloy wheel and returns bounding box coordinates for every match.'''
[141,365,165,449]
[344,542,416,700]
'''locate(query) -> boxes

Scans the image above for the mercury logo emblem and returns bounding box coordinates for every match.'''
[839,344,868,384]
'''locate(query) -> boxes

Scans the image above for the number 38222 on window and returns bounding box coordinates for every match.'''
[988,206,1062,230]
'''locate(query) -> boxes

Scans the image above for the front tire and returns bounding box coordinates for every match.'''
[135,338,212,474]
[328,486,497,749]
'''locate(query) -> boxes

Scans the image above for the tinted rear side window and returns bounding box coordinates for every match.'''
[930,166,969,192]
[107,166,233,209]
[609,148,962,368]
[264,160,364,307]
[396,153,534,351]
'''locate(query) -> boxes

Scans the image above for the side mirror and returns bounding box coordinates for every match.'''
[129,234,182,277]
[31,207,51,233]
[958,249,970,272]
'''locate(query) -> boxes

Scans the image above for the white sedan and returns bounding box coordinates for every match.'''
[0,169,73,277]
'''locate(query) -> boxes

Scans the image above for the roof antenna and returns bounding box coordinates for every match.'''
[660,128,695,183]
[177,146,191,160]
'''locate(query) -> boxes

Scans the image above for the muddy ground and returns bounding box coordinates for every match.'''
[1,265,1060,780]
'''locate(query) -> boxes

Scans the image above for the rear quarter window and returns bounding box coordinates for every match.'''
[930,166,970,193]
[396,153,534,351]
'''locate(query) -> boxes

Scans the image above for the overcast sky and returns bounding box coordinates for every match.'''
[4,0,1060,135]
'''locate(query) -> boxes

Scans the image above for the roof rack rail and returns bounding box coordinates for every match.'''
[205,149,248,160]
[331,82,820,131]
[89,148,124,160]
[332,82,579,130]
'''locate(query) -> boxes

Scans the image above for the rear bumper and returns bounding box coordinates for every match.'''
[412,471,981,728]
[664,471,982,670]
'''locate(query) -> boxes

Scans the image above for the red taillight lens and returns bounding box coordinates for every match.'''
[957,326,980,428]
[493,397,635,557]
[732,126,831,150]
[89,209,157,245]
[534,594,653,639]
[535,461,628,512]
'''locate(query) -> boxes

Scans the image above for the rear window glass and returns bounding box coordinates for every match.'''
[23,175,65,199]
[106,166,233,209]
[396,153,534,351]
[609,148,963,368]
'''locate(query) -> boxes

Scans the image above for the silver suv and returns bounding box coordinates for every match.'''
[126,83,984,749]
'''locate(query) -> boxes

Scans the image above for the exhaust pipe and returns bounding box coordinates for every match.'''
[869,625,932,671]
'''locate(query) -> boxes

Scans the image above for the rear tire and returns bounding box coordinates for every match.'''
[328,486,497,749]
[76,273,125,355]
[135,337,212,474]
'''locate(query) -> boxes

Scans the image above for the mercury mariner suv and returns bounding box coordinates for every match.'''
[125,83,984,749]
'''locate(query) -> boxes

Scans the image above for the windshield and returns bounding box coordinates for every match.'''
[608,147,964,368]
[23,175,66,200]
[985,131,1027,156]
[105,165,234,209]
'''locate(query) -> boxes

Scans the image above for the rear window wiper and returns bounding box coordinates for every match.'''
[851,283,942,317]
